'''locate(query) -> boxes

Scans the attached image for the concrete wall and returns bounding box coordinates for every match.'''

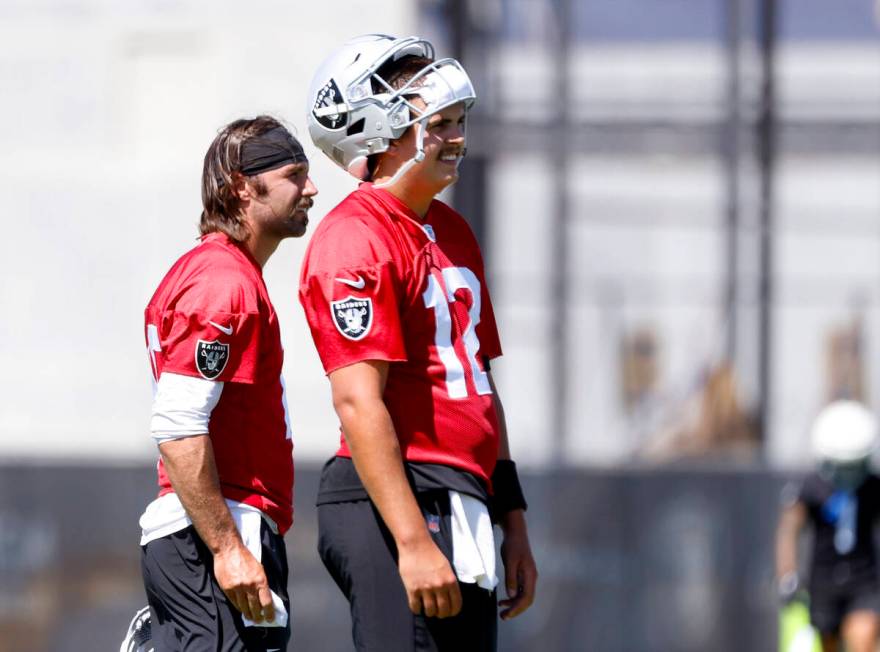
[0,0,415,462]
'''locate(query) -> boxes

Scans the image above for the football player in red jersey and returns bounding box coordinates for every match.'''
[300,35,537,651]
[137,115,316,652]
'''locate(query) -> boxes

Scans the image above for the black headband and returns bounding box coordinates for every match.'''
[239,126,308,176]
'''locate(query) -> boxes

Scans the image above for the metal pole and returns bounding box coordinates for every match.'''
[757,0,777,447]
[551,0,571,466]
[723,0,742,361]
[445,0,488,249]
[446,0,466,69]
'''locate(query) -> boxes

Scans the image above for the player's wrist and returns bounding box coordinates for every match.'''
[777,571,800,603]
[490,460,528,522]
[499,508,527,534]
[205,531,248,558]
[396,528,435,553]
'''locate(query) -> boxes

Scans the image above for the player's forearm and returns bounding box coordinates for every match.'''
[495,396,512,461]
[335,397,431,550]
[159,435,244,555]
[488,372,511,460]
[775,504,806,578]
[776,526,800,579]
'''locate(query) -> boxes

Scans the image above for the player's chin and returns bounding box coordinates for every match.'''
[433,167,459,190]
[290,221,308,237]
[280,216,309,238]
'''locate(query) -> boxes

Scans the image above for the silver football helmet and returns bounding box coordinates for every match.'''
[307,34,476,180]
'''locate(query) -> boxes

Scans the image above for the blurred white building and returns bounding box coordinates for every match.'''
[1,0,878,470]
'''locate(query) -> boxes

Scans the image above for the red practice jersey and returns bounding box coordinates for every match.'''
[299,184,503,484]
[144,233,294,533]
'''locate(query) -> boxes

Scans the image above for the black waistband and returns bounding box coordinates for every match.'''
[315,456,489,506]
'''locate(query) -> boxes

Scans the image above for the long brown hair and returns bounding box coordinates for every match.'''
[199,115,285,242]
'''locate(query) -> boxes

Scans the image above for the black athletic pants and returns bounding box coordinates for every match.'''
[809,577,880,635]
[142,523,290,652]
[317,489,497,652]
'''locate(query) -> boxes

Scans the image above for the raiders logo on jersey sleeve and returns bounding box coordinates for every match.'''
[330,296,373,341]
[195,340,229,379]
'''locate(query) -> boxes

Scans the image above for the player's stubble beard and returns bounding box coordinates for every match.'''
[262,195,313,241]
[280,198,313,239]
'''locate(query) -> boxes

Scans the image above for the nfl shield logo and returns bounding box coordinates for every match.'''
[330,296,373,341]
[195,339,229,379]
[426,514,441,534]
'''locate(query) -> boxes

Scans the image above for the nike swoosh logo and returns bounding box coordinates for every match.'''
[208,320,233,335]
[335,275,366,289]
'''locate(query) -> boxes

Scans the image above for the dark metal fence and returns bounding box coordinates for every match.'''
[421,0,880,466]
[0,463,786,651]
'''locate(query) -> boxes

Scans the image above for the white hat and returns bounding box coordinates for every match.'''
[811,400,878,463]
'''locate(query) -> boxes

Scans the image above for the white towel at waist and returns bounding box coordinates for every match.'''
[139,493,287,628]
[449,490,498,592]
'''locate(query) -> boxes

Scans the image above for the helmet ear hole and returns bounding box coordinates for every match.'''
[389,104,409,129]
[346,118,366,136]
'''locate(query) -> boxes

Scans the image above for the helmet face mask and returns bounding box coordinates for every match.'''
[820,458,871,491]
[308,34,476,180]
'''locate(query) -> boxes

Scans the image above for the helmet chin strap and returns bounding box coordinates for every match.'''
[373,120,427,189]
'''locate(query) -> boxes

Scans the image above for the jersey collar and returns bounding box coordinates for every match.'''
[201,232,263,274]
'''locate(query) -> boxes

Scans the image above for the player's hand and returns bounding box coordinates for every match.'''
[213,544,275,623]
[397,536,462,619]
[498,510,538,621]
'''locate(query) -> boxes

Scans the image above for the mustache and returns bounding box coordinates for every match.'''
[296,199,314,211]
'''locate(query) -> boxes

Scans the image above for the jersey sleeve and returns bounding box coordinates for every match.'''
[299,221,408,374]
[146,273,264,384]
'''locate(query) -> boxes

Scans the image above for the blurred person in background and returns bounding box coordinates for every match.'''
[134,116,316,651]
[299,34,537,651]
[639,360,759,463]
[776,400,880,652]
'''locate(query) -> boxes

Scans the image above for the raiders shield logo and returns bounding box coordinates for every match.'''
[312,78,348,130]
[195,339,229,380]
[331,296,373,341]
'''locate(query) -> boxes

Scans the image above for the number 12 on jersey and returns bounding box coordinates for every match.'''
[422,266,491,399]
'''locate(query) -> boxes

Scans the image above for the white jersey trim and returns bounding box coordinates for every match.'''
[150,372,223,441]
[139,492,279,545]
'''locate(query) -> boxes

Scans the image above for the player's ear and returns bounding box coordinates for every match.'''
[231,173,249,201]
